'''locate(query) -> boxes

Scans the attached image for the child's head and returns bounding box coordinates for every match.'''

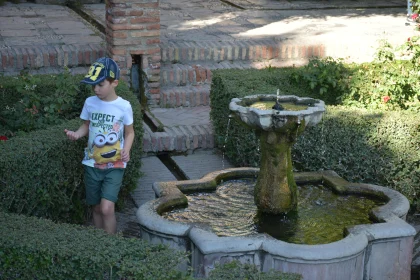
[81,57,120,86]
[81,57,120,101]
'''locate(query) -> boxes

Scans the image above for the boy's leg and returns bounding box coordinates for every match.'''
[84,166,104,229]
[100,168,124,234]
[92,204,104,229]
[98,198,116,234]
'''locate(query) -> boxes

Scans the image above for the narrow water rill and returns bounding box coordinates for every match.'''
[137,93,416,279]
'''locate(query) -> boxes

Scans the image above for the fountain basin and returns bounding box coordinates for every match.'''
[229,94,325,131]
[136,168,415,279]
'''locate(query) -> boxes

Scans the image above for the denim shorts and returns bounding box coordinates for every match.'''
[84,165,125,205]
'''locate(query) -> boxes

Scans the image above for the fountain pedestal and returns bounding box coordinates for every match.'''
[256,129,300,213]
[229,94,323,214]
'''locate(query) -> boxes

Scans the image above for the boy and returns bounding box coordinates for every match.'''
[65,57,135,234]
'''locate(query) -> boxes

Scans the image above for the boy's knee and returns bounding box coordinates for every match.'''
[100,200,115,216]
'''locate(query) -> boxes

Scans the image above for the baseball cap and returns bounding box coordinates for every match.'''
[81,57,120,85]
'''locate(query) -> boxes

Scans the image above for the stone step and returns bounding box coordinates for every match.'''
[160,59,302,87]
[158,59,305,108]
[160,63,212,87]
[142,122,214,153]
[160,84,211,108]
[160,40,325,64]
[142,106,214,153]
[0,44,105,73]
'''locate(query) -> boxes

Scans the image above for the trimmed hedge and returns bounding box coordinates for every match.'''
[208,260,302,280]
[210,69,420,209]
[0,211,189,280]
[0,75,143,223]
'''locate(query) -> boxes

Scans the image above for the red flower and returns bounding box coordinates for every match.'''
[0,136,8,141]
[382,96,391,103]
[408,37,411,42]
[411,13,419,20]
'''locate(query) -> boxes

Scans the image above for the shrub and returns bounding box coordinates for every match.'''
[1,71,90,134]
[0,211,189,279]
[0,75,143,223]
[291,56,351,105]
[341,40,420,111]
[291,39,420,111]
[208,260,302,280]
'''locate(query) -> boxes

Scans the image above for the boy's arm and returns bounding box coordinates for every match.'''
[121,124,135,163]
[64,120,90,141]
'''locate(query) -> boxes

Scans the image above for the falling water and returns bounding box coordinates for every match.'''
[222,116,232,170]
[319,108,327,167]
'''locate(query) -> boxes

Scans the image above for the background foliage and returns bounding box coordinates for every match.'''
[1,70,90,135]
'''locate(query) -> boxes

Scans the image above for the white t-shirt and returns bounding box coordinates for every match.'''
[80,96,133,169]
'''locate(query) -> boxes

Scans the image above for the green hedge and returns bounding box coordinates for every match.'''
[208,260,301,280]
[0,212,302,279]
[0,211,189,280]
[1,72,91,133]
[210,69,420,209]
[0,76,143,223]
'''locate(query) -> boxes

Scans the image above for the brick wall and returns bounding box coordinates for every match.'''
[105,0,161,105]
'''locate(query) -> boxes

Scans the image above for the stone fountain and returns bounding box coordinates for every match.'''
[137,93,415,279]
[229,93,324,214]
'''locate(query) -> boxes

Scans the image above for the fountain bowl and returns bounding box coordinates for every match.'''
[229,94,325,131]
[136,168,416,279]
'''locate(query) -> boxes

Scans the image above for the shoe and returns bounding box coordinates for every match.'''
[407,15,415,26]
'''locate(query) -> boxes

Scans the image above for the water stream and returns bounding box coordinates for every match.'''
[222,117,232,170]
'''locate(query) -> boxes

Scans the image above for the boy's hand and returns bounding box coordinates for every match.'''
[121,148,130,162]
[64,129,80,141]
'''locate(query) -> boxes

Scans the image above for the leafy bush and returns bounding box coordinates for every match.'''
[0,211,189,279]
[291,39,420,111]
[291,56,351,105]
[208,260,302,280]
[1,71,90,134]
[0,75,143,223]
[341,40,420,111]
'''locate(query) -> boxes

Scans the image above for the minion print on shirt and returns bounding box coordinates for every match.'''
[85,115,125,169]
